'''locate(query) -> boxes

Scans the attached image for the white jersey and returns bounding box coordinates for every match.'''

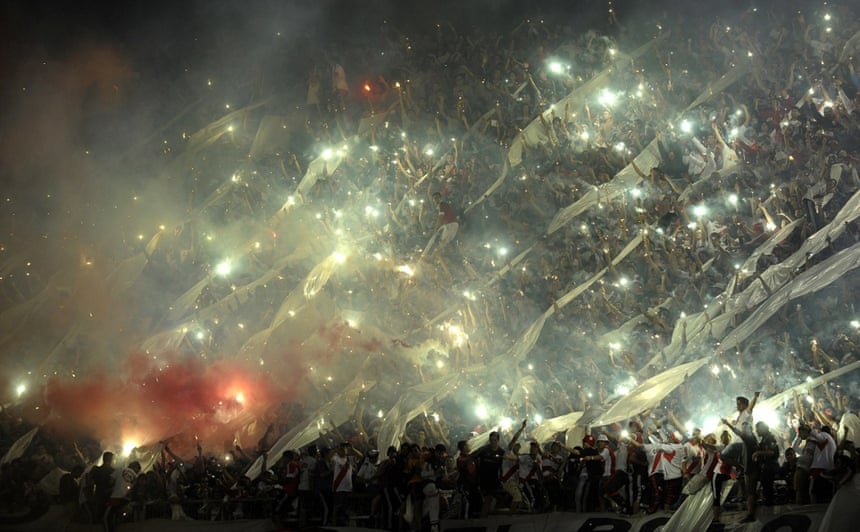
[658,443,687,481]
[298,455,317,491]
[809,431,836,471]
[331,454,355,493]
[731,410,753,444]
[518,454,541,482]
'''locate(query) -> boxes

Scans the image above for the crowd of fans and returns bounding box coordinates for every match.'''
[2,0,860,529]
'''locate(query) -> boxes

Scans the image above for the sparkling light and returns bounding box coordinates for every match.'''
[475,404,489,420]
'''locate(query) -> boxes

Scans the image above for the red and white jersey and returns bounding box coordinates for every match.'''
[600,447,617,478]
[684,441,703,475]
[700,447,719,479]
[644,445,663,477]
[501,454,520,482]
[645,443,687,480]
[714,447,732,477]
[656,443,686,481]
[519,454,541,481]
[331,454,355,493]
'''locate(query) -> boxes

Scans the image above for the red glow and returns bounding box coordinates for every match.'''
[40,352,302,453]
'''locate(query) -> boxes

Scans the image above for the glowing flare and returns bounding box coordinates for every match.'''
[122,440,138,457]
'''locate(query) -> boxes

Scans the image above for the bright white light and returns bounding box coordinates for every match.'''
[631,188,641,198]
[122,441,138,457]
[618,277,629,286]
[321,148,334,160]
[693,204,707,217]
[369,145,379,152]
[598,89,617,107]
[475,404,489,420]
[436,359,445,369]
[766,222,777,231]
[697,417,719,435]
[580,130,590,141]
[425,148,434,156]
[806,395,814,404]
[215,260,232,277]
[851,320,860,329]
[824,13,831,21]
[15,384,26,397]
[756,404,780,430]
[377,409,384,418]
[615,385,630,396]
[680,119,693,134]
[499,417,513,431]
[614,142,626,152]
[498,247,509,256]
[333,252,347,264]
[728,193,738,205]
[684,421,695,435]
[397,264,415,277]
[548,61,564,74]
[447,324,468,347]
[621,430,630,439]
[806,376,814,383]
[533,414,543,424]
[608,48,617,56]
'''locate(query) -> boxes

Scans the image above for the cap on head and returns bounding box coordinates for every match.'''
[583,435,596,446]
[597,434,609,443]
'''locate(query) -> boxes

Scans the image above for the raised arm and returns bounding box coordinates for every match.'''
[748,391,761,414]
[509,419,528,448]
